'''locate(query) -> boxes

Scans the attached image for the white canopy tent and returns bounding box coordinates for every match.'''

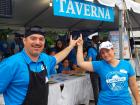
[86,0,140,13]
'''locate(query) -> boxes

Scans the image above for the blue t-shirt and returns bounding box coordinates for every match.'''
[92,60,135,105]
[68,48,77,64]
[57,64,71,73]
[88,47,98,61]
[0,49,56,105]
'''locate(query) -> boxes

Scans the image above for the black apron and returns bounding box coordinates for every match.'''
[22,62,48,105]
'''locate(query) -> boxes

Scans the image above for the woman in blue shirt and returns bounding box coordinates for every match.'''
[0,26,78,105]
[76,35,140,105]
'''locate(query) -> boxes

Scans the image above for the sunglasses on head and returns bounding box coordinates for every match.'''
[30,27,45,33]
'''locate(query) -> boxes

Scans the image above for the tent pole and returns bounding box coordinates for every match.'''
[119,9,123,59]
[119,0,131,60]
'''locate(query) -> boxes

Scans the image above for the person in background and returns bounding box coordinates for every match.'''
[72,48,88,73]
[77,35,140,105]
[54,39,66,73]
[48,48,58,76]
[55,39,65,53]
[129,37,135,54]
[57,58,71,74]
[88,32,100,61]
[83,48,88,61]
[71,49,87,73]
[87,32,100,105]
[0,26,78,105]
[48,48,57,56]
[0,37,10,59]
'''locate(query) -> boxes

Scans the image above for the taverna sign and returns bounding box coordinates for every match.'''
[53,0,114,22]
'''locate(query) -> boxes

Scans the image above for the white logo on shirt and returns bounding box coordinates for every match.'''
[41,65,45,71]
[106,71,126,91]
[120,69,127,74]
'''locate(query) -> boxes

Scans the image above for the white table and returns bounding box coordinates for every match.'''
[48,73,93,105]
[0,73,93,105]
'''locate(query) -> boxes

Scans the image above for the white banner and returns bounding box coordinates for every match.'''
[109,31,120,59]
[109,30,131,59]
[122,32,131,59]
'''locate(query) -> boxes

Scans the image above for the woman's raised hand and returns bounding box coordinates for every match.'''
[77,33,83,46]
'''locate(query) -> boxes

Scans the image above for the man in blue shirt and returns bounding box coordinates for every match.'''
[77,35,140,105]
[0,26,78,105]
[87,32,100,105]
